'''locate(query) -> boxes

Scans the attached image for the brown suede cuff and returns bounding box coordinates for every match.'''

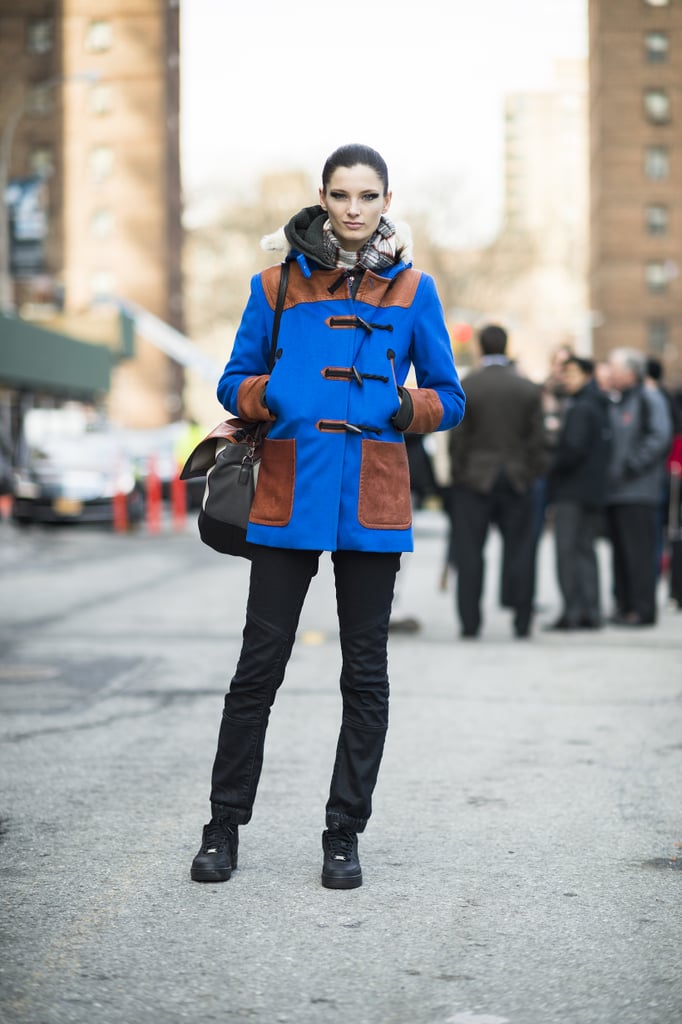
[404,388,444,434]
[237,375,275,422]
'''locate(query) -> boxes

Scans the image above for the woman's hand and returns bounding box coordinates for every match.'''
[391,386,414,432]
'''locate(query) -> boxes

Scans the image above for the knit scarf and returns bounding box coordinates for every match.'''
[322,215,398,273]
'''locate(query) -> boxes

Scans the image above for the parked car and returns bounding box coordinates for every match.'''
[12,429,144,526]
[119,421,206,510]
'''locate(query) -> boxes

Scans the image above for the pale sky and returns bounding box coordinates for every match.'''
[180,0,587,243]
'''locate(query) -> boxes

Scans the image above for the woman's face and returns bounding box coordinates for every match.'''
[319,164,391,252]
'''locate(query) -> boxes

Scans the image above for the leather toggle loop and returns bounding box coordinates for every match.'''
[327,316,393,333]
[316,420,383,436]
[321,366,389,386]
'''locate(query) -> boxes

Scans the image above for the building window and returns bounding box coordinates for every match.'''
[27,19,53,54]
[647,321,669,354]
[645,204,668,235]
[90,270,116,300]
[644,89,670,123]
[85,20,112,53]
[30,147,54,178]
[645,32,668,63]
[88,83,114,116]
[645,146,669,179]
[645,261,669,293]
[90,209,115,239]
[27,83,54,117]
[89,146,114,183]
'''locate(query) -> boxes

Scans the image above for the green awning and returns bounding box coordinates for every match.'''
[0,314,111,398]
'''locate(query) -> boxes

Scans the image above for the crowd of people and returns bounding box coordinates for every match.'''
[437,326,681,638]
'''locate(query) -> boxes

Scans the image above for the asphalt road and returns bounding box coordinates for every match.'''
[1,510,681,1024]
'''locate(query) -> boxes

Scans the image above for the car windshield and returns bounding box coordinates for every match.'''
[30,433,128,470]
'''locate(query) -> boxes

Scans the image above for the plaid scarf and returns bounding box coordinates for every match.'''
[322,215,398,273]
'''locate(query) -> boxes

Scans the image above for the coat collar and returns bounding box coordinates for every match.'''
[261,206,414,274]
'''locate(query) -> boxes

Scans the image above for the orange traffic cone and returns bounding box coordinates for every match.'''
[146,456,162,535]
[170,469,186,531]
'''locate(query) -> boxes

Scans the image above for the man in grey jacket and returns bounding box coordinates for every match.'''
[606,348,672,626]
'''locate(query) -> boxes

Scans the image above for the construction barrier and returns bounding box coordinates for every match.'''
[170,469,187,531]
[112,489,128,533]
[145,456,163,535]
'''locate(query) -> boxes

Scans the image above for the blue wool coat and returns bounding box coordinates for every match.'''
[217,252,465,553]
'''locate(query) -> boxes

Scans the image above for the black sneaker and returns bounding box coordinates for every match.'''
[321,827,362,889]
[190,820,239,882]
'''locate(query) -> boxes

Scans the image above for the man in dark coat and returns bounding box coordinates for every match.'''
[545,357,612,629]
[448,324,549,638]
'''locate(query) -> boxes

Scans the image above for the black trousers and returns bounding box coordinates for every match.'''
[606,503,658,623]
[210,546,400,832]
[451,472,536,635]
[553,502,603,624]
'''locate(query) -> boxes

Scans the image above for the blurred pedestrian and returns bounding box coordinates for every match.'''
[646,357,682,577]
[388,432,439,635]
[544,356,612,630]
[448,324,548,638]
[541,343,574,452]
[174,418,204,468]
[190,144,466,889]
[0,422,13,520]
[533,342,574,556]
[0,421,13,495]
[174,418,205,510]
[594,359,615,397]
[404,432,439,510]
[606,348,672,626]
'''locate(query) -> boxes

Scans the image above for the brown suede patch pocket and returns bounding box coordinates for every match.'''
[358,439,412,530]
[250,438,296,526]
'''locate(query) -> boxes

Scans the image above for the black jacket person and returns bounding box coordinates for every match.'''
[545,358,612,629]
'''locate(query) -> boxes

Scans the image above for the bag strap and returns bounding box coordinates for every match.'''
[268,261,290,371]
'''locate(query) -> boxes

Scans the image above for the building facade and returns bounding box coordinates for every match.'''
[502,59,590,375]
[589,0,682,381]
[0,0,183,426]
[505,60,588,256]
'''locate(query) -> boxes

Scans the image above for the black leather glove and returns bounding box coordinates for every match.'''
[391,386,414,432]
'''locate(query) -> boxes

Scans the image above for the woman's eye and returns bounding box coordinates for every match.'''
[328,192,380,202]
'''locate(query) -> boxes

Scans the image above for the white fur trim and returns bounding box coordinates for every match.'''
[393,221,413,262]
[260,226,290,256]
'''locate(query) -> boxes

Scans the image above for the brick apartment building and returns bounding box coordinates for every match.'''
[0,0,183,426]
[589,0,682,382]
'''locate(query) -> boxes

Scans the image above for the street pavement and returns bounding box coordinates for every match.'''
[0,509,680,1024]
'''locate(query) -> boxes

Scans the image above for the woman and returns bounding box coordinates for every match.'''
[191,144,465,889]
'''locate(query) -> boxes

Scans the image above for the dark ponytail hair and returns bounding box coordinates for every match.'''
[321,144,389,195]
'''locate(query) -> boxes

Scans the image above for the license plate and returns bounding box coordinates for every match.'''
[53,498,83,516]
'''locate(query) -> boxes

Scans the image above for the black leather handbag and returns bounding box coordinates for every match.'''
[180,261,289,558]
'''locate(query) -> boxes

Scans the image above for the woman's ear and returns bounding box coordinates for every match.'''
[318,187,327,211]
[383,191,393,214]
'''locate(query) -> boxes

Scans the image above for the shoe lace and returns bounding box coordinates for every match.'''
[326,829,355,861]
[203,820,233,854]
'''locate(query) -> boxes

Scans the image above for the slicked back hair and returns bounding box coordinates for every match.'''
[322,144,390,196]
